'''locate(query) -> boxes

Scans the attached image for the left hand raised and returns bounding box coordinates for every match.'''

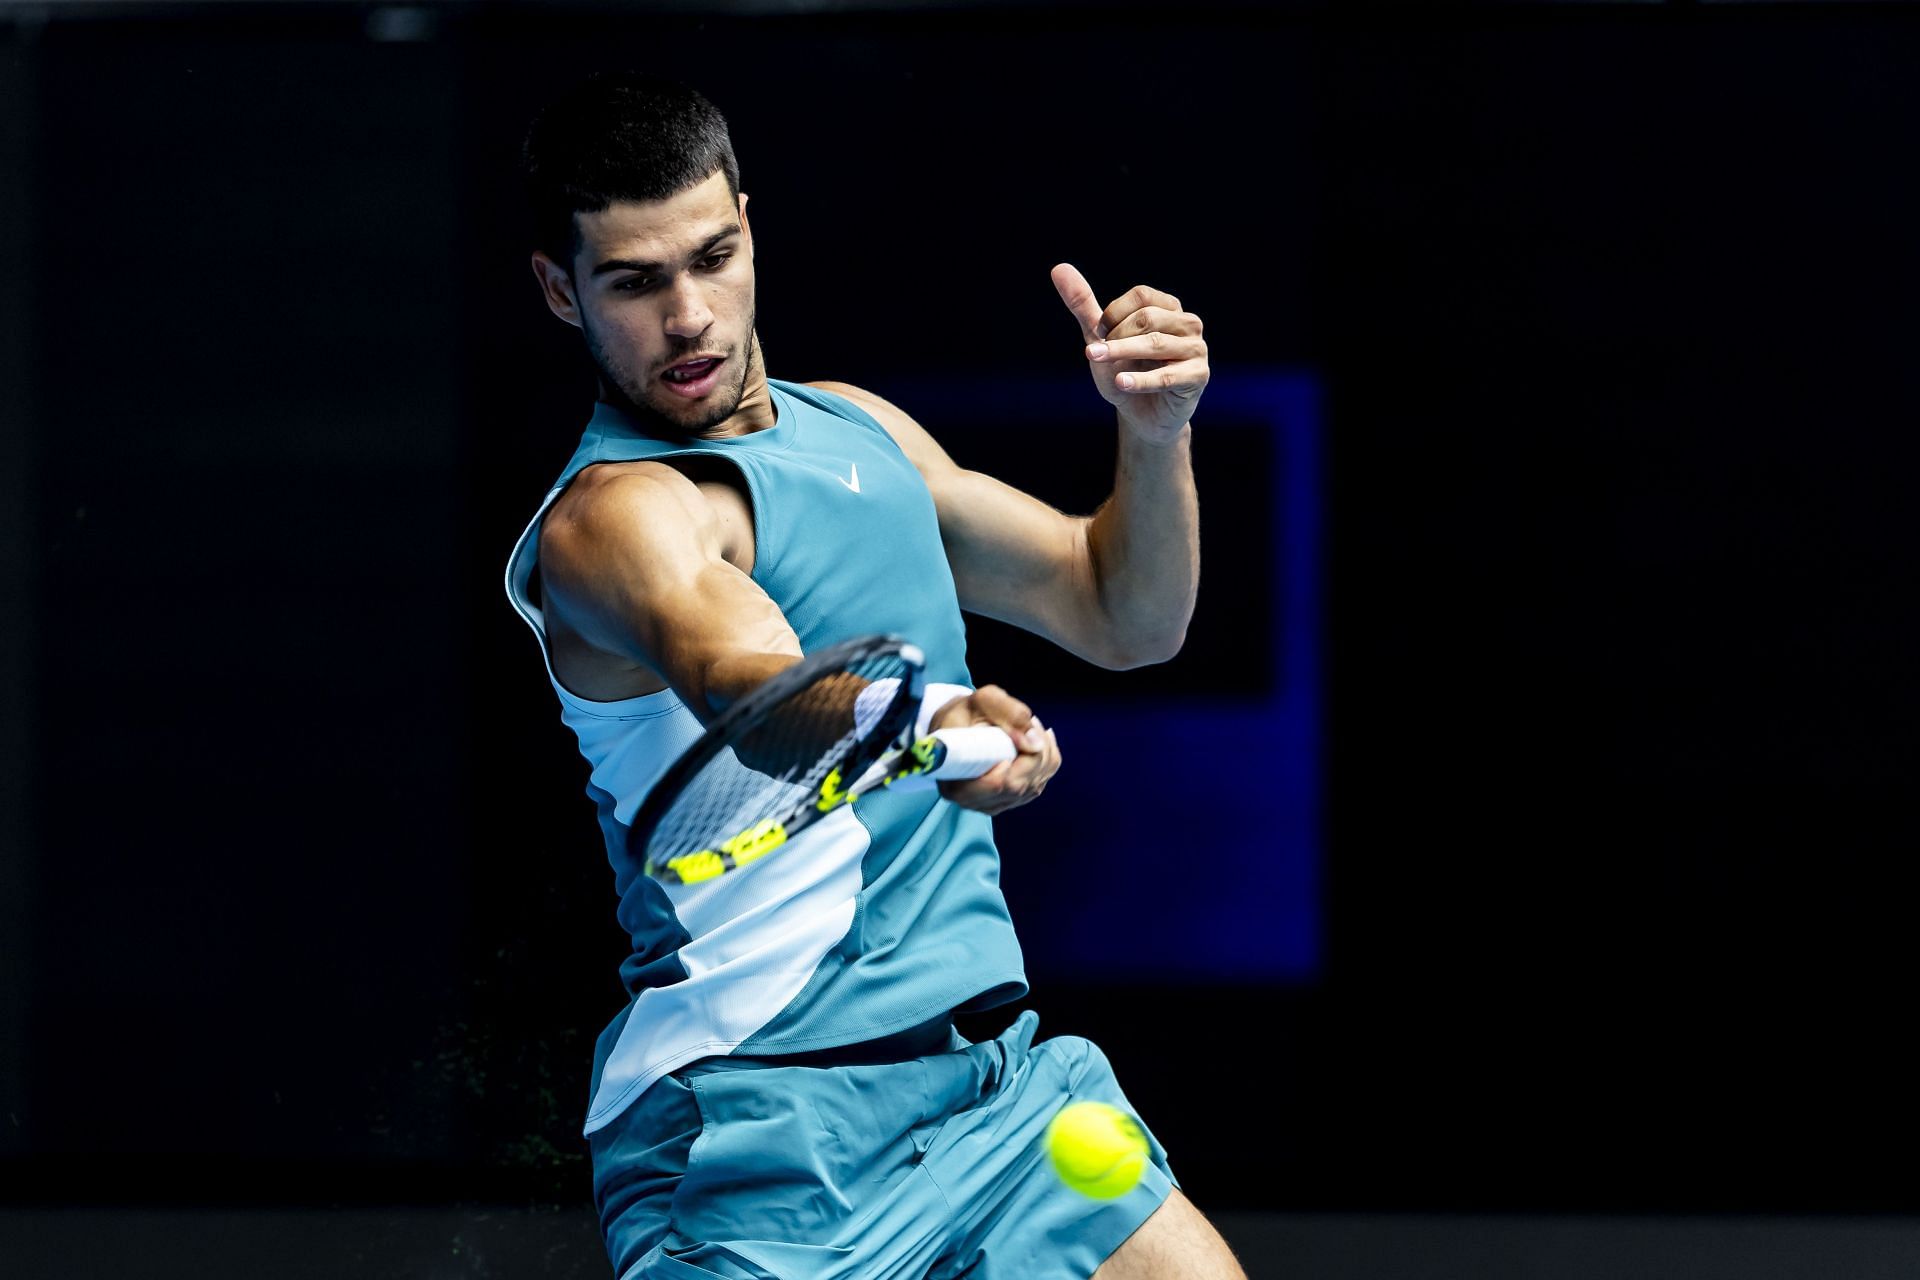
[1052,263,1209,444]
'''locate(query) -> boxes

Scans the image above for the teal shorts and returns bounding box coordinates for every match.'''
[589,1009,1179,1279]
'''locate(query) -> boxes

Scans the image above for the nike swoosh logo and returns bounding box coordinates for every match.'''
[838,463,861,494]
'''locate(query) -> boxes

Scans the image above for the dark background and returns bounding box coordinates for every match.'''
[3,0,1918,1228]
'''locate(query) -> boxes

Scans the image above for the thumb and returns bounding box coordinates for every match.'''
[1050,262,1105,341]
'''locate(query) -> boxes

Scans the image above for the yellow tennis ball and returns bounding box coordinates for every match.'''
[1045,1101,1148,1200]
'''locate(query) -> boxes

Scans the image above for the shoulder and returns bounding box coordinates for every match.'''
[796,380,909,429]
[549,458,711,528]
[801,381,958,479]
[540,460,722,572]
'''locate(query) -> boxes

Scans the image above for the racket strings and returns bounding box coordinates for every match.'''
[647,652,916,875]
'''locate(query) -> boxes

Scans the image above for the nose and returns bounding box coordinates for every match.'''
[663,272,712,339]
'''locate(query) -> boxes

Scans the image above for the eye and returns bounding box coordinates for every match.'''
[613,276,657,294]
[700,253,732,271]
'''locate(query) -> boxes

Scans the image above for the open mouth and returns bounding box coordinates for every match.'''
[662,357,724,395]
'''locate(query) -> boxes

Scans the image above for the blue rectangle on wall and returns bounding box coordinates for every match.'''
[872,370,1323,984]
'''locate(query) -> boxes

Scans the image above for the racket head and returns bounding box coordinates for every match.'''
[633,634,926,886]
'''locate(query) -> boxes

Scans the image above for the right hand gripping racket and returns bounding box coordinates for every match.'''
[633,634,1017,887]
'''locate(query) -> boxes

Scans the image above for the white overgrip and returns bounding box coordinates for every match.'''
[925,725,1019,781]
[916,683,976,739]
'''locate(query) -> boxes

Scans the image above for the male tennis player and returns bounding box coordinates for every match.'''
[505,73,1241,1279]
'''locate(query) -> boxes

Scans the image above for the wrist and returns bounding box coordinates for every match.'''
[920,683,973,737]
[857,679,974,741]
[1116,415,1192,452]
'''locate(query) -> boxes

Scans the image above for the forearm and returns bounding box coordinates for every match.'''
[1082,420,1199,667]
[701,650,804,716]
[654,568,805,721]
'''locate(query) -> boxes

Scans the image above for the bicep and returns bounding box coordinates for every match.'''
[538,467,801,713]
[927,467,1107,654]
[807,381,1104,658]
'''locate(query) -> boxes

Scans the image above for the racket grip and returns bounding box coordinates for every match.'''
[925,725,1019,781]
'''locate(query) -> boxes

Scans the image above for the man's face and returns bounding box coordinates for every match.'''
[542,170,757,435]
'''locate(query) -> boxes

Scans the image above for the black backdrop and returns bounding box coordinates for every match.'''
[3,1,1918,1215]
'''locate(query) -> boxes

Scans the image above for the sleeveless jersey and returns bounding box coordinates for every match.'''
[503,380,1029,1135]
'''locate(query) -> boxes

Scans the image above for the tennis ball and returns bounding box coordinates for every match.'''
[1045,1100,1148,1200]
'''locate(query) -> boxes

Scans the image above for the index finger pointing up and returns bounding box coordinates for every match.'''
[1050,263,1107,340]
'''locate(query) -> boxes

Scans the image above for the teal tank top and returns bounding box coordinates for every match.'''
[504,380,1028,1134]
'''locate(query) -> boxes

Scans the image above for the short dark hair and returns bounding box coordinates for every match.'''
[522,72,741,268]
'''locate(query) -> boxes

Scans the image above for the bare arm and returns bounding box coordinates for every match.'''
[537,461,1062,811]
[808,383,1193,669]
[537,463,804,721]
[811,268,1204,671]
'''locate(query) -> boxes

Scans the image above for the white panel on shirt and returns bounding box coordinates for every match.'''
[583,806,870,1133]
[506,481,879,1137]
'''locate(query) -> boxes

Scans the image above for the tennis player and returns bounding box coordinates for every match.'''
[504,73,1242,1280]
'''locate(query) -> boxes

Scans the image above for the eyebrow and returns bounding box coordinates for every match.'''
[591,224,741,278]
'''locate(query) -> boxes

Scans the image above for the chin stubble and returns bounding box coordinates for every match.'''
[582,314,760,438]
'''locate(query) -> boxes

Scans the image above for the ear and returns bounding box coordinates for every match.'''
[531,251,584,330]
[738,191,753,259]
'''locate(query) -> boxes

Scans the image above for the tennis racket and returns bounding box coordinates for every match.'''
[634,634,1018,886]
